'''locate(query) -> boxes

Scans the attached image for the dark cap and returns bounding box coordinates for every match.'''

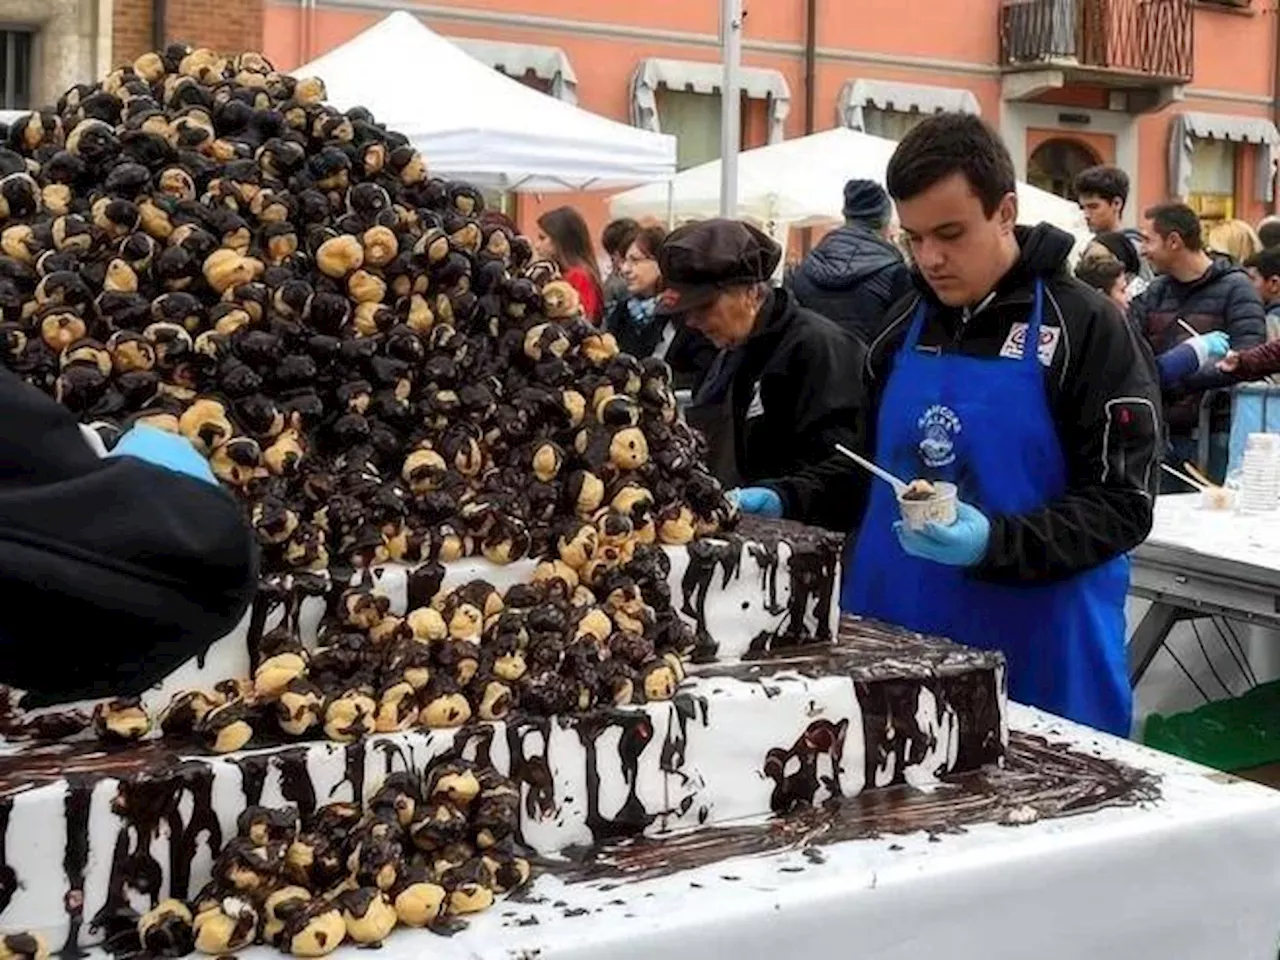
[655,219,781,316]
[843,179,892,227]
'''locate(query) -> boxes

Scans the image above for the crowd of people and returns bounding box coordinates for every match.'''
[543,111,1280,736]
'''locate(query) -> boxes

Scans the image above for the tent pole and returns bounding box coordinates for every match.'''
[719,0,743,218]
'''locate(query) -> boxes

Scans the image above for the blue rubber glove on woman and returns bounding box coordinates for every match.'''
[109,424,218,485]
[730,487,784,518]
[895,501,991,567]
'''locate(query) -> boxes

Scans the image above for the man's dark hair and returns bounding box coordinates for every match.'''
[1258,217,1280,249]
[602,218,640,258]
[1074,165,1130,208]
[1144,202,1202,251]
[1246,245,1280,280]
[1075,257,1125,297]
[885,113,1016,217]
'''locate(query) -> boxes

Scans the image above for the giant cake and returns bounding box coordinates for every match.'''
[0,42,1008,959]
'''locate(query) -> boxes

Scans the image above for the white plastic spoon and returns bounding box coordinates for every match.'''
[834,443,908,496]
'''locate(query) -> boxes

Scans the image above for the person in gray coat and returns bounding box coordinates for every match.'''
[789,179,912,343]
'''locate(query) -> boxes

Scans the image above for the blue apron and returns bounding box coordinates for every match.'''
[843,280,1132,736]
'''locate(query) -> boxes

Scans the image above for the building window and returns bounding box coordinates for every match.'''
[631,59,792,167]
[655,89,733,171]
[861,107,932,142]
[839,79,981,141]
[1187,138,1237,221]
[0,30,32,111]
[1027,137,1102,200]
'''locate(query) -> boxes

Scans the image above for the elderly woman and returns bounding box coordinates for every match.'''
[604,224,717,392]
[659,219,870,530]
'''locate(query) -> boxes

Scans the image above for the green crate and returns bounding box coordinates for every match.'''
[1143,679,1280,772]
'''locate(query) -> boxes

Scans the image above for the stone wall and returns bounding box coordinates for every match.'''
[0,0,110,109]
[0,0,262,113]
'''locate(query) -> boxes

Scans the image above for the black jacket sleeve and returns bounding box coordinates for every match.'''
[0,368,258,704]
[1183,271,1266,391]
[976,289,1160,584]
[765,326,872,532]
[766,296,914,532]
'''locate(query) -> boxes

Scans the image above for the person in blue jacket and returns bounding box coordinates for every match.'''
[0,366,258,705]
[735,114,1162,737]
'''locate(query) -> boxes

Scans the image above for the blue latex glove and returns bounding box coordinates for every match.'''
[1188,331,1230,366]
[730,487,783,518]
[894,501,991,568]
[109,423,218,485]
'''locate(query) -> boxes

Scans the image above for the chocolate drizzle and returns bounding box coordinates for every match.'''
[232,755,268,807]
[0,799,15,915]
[577,712,656,842]
[680,537,742,663]
[763,719,848,814]
[506,719,554,821]
[736,517,842,658]
[341,743,366,806]
[659,695,708,781]
[405,561,445,612]
[556,731,1160,884]
[61,779,92,958]
[275,748,318,822]
[92,762,223,936]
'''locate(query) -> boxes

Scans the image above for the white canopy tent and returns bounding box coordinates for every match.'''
[609,127,1089,242]
[294,11,676,192]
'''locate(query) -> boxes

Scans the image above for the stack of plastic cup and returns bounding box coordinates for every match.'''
[1238,433,1280,513]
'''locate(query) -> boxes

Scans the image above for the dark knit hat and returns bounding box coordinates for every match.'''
[843,178,892,227]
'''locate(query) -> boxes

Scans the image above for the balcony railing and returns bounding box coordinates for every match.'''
[1000,0,1194,84]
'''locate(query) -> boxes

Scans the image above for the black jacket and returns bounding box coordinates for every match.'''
[603,298,718,393]
[775,223,1162,585]
[790,224,913,343]
[724,289,870,532]
[1129,258,1266,434]
[0,367,258,704]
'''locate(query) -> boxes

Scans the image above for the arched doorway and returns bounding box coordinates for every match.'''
[1026,137,1102,200]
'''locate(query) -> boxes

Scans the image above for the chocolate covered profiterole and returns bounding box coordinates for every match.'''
[137,900,194,958]
[282,901,346,958]
[192,895,260,954]
[338,888,397,945]
[901,479,937,501]
[0,934,47,960]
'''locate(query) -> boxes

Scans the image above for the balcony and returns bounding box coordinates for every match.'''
[999,0,1192,110]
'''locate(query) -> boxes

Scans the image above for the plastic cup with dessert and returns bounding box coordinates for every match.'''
[1198,485,1235,512]
[897,481,958,531]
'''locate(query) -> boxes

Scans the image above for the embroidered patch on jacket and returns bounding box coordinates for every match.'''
[999,322,1061,366]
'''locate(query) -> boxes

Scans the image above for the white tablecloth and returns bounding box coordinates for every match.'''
[1145,493,1280,571]
[1133,495,1280,719]
[117,706,1280,960]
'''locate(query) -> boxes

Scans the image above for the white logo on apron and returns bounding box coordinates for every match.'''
[918,404,961,468]
[746,381,765,420]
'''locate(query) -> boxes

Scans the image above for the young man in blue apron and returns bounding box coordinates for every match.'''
[739,114,1162,737]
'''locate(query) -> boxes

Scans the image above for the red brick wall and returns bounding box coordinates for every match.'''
[113,0,264,68]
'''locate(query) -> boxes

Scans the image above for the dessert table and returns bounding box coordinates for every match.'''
[1128,493,1280,684]
[92,705,1279,960]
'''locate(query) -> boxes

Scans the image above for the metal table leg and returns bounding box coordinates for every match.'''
[1128,602,1183,685]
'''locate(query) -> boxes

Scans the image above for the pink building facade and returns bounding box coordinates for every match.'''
[262,0,1280,237]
